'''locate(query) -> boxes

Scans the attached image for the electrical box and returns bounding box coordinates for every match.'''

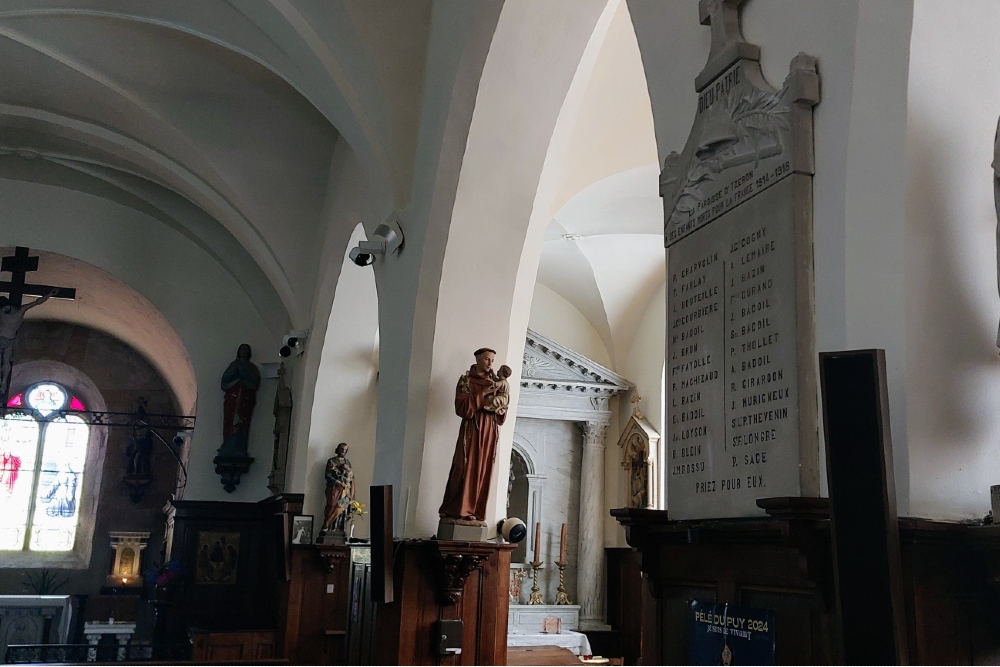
[433,619,463,656]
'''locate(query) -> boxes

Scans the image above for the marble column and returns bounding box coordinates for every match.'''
[524,473,546,558]
[577,419,610,631]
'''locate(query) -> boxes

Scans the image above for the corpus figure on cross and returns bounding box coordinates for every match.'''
[0,289,57,403]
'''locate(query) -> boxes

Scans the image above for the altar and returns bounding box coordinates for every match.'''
[507,603,591,656]
[0,596,72,660]
[508,630,592,657]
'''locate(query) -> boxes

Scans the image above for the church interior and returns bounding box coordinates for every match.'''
[1,0,999,665]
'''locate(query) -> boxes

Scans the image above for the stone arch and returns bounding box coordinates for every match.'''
[511,435,537,476]
[293,222,379,536]
[0,247,196,415]
[391,0,621,538]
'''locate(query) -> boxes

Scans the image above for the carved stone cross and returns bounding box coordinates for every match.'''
[630,392,644,419]
[696,0,761,91]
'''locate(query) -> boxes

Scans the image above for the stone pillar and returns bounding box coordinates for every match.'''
[524,473,546,557]
[577,419,610,631]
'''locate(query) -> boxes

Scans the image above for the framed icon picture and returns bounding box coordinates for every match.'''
[291,515,314,545]
[195,531,240,585]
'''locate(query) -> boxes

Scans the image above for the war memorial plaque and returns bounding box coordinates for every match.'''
[662,0,821,519]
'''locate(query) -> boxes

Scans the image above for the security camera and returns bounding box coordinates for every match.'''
[278,330,308,358]
[349,247,375,267]
[172,430,192,447]
[497,517,527,544]
[348,217,404,267]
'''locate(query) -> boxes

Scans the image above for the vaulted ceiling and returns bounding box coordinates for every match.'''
[0,0,434,327]
[534,0,663,367]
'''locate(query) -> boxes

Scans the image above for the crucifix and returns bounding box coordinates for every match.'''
[0,247,76,406]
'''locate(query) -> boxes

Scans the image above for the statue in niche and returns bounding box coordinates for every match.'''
[218,344,261,458]
[618,395,657,510]
[319,443,354,541]
[629,453,649,509]
[0,289,56,402]
[126,398,154,478]
[268,363,292,495]
[438,348,508,527]
[123,397,155,502]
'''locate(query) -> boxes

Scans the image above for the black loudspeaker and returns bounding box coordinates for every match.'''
[370,485,394,604]
[819,350,907,665]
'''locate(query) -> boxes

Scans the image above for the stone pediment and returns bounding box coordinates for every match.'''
[521,329,631,396]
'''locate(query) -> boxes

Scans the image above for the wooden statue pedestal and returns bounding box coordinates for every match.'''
[374,539,515,665]
[613,500,1000,665]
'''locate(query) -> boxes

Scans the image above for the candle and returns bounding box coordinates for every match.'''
[534,522,541,563]
[559,523,567,564]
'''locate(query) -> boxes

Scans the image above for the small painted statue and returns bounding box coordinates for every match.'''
[322,443,355,534]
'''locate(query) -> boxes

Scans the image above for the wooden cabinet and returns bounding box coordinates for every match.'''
[613,506,1000,665]
[276,544,372,665]
[191,629,275,663]
[373,540,515,666]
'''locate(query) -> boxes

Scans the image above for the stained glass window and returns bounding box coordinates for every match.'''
[0,383,89,552]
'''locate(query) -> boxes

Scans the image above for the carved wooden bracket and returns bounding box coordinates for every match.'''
[430,544,490,605]
[212,455,254,493]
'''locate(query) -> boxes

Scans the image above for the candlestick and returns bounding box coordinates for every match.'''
[528,560,544,605]
[555,561,571,605]
[534,521,541,562]
[559,523,567,564]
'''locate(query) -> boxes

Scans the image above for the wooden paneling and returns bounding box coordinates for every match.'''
[167,494,302,635]
[606,547,643,664]
[275,544,371,665]
[507,646,581,666]
[614,507,1000,666]
[374,540,514,666]
[191,629,275,663]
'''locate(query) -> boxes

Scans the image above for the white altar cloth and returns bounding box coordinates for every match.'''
[507,630,592,656]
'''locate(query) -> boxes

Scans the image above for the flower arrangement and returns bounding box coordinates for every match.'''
[348,500,366,521]
[145,560,183,588]
[347,501,366,540]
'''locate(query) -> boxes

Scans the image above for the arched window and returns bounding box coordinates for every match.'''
[0,383,90,552]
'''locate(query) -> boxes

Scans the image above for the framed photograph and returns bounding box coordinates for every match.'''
[291,515,314,545]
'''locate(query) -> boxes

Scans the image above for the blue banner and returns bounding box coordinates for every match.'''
[688,601,775,665]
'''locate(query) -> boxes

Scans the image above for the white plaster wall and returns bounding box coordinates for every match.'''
[904,1,1000,520]
[404,0,609,537]
[629,0,914,510]
[623,280,666,435]
[0,178,279,502]
[529,283,613,369]
[511,418,582,606]
[606,278,666,545]
[286,139,384,496]
[302,224,379,537]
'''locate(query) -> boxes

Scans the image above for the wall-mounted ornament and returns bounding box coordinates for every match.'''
[107,531,150,588]
[617,395,660,509]
[213,344,260,492]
